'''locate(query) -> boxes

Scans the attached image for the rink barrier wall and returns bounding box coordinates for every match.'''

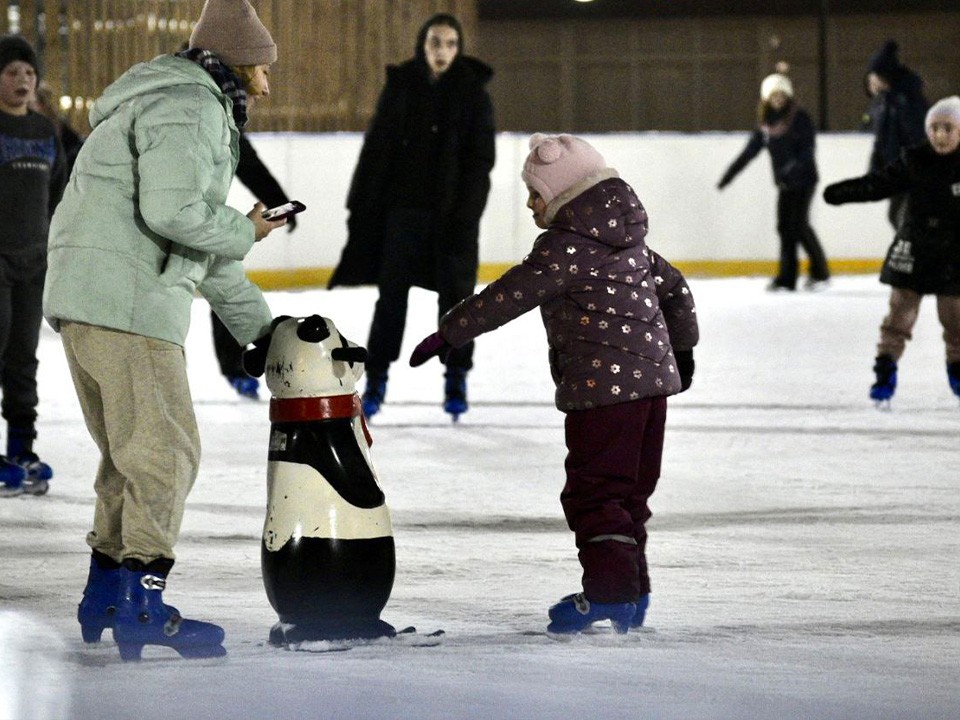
[231,132,891,290]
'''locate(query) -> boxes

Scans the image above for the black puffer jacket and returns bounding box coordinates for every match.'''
[824,143,960,295]
[328,52,495,291]
[719,103,819,191]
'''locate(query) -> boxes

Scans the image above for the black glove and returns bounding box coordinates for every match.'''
[675,349,694,392]
[822,184,843,205]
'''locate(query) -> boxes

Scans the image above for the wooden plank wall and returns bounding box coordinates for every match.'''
[0,0,476,134]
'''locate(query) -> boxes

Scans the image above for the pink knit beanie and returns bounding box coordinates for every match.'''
[925,96,960,136]
[522,134,609,205]
[190,0,277,67]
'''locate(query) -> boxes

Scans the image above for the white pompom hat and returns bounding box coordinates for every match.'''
[760,73,793,102]
[925,95,960,136]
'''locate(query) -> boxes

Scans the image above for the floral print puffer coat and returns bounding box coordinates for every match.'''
[440,176,699,411]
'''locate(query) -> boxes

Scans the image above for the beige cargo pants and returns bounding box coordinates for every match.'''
[878,288,960,362]
[60,322,200,565]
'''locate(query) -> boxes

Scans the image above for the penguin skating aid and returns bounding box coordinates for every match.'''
[246,315,398,645]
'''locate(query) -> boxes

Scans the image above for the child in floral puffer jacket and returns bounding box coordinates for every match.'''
[410,134,699,634]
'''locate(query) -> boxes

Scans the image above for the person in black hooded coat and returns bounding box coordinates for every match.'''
[328,13,495,420]
[862,39,929,229]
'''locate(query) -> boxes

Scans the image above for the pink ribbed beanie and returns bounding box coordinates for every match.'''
[189,0,277,67]
[521,134,608,205]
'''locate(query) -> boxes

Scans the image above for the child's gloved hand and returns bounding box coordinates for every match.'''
[675,349,695,392]
[409,332,451,367]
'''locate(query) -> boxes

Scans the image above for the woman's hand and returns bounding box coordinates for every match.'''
[248,202,286,241]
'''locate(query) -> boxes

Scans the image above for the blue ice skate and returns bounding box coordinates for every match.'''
[112,565,225,661]
[870,355,897,408]
[78,554,122,643]
[12,452,52,495]
[629,594,650,628]
[443,368,468,422]
[547,593,637,635]
[0,456,27,497]
[228,375,260,400]
[947,362,960,400]
[79,555,182,643]
[362,372,387,418]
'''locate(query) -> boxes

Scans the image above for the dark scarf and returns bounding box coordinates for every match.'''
[762,102,797,139]
[175,47,248,129]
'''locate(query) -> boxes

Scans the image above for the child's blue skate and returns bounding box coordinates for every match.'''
[947,362,960,404]
[547,593,637,635]
[112,565,225,661]
[870,355,897,410]
[443,368,468,422]
[630,594,650,628]
[0,456,27,497]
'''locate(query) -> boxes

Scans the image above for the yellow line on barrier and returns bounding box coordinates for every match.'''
[247,259,884,291]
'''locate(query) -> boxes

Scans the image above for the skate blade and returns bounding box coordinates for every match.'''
[873,399,892,411]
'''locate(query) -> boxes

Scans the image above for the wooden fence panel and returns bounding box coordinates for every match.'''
[5,0,474,134]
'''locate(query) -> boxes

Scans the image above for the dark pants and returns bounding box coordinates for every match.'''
[561,396,667,603]
[774,185,830,289]
[366,209,475,375]
[210,310,244,378]
[0,251,46,431]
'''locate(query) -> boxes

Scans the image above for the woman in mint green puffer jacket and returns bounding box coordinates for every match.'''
[44,0,287,661]
[44,53,275,346]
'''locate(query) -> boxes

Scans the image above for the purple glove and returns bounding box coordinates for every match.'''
[409,331,452,367]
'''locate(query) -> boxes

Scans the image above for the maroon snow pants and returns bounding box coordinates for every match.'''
[561,396,667,603]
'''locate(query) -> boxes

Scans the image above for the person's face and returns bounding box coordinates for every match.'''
[423,24,459,78]
[867,72,889,97]
[768,90,789,111]
[928,120,960,155]
[245,65,271,102]
[0,60,37,115]
[526,187,548,229]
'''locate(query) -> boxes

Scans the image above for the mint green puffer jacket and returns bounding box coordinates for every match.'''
[44,55,271,347]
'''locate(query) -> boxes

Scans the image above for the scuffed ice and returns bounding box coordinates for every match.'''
[1,277,957,720]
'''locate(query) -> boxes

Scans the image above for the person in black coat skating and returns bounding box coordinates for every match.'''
[212,131,297,399]
[862,39,929,230]
[328,13,495,419]
[824,96,960,405]
[718,73,830,292]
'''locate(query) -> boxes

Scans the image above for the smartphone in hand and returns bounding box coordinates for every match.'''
[262,200,306,221]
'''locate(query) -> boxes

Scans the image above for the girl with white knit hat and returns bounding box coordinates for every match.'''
[45,0,286,661]
[824,96,960,407]
[718,72,831,292]
[409,133,699,634]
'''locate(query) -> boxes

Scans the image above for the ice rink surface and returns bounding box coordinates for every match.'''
[2,276,958,720]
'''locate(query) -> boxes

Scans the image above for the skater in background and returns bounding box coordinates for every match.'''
[862,39,929,230]
[824,96,960,405]
[29,81,84,175]
[718,72,831,292]
[43,0,285,660]
[0,35,67,497]
[213,130,297,400]
[328,13,495,420]
[410,134,699,633]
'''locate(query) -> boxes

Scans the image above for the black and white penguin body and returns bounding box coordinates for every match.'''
[253,315,396,643]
